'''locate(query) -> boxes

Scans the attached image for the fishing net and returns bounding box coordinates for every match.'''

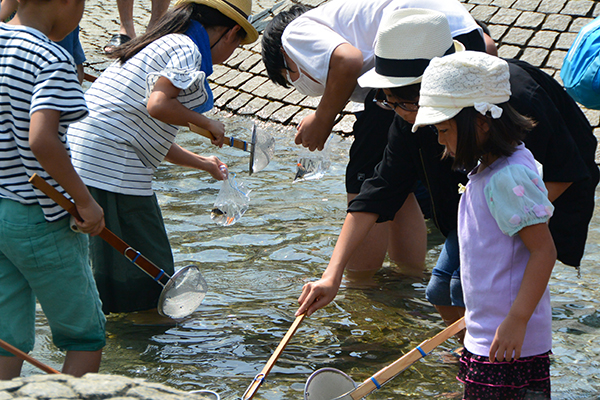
[251,125,275,174]
[158,265,208,319]
[304,368,357,400]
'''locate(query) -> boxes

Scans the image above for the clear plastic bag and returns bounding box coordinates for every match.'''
[211,167,251,226]
[293,137,332,183]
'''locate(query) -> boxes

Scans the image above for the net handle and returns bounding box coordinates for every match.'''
[242,313,306,399]
[348,317,466,399]
[29,174,170,286]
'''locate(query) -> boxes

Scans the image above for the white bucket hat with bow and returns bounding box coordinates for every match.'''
[358,8,464,89]
[412,51,511,132]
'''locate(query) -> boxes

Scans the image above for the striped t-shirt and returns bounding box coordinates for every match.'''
[68,34,209,196]
[0,23,88,222]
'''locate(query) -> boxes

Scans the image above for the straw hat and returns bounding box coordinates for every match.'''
[412,51,511,132]
[358,8,464,89]
[176,0,259,44]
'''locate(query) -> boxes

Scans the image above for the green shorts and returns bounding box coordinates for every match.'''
[88,188,174,314]
[0,198,106,356]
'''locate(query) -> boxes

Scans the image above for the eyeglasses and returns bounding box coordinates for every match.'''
[373,89,419,112]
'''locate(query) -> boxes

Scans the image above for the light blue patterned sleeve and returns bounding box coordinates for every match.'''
[484,164,554,237]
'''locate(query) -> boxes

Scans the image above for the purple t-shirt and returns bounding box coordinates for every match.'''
[458,144,554,357]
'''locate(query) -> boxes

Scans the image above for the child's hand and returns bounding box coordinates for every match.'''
[202,156,227,180]
[296,275,340,317]
[207,119,225,148]
[489,315,527,362]
[74,199,105,236]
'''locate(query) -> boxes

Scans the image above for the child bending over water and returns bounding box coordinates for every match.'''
[67,0,258,315]
[413,51,556,399]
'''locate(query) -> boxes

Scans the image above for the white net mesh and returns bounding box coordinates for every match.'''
[159,266,208,319]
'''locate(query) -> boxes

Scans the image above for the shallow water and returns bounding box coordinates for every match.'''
[28,111,600,399]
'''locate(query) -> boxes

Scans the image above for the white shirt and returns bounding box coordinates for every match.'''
[68,34,209,196]
[282,0,482,102]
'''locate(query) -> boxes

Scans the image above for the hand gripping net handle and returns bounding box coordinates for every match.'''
[29,174,170,286]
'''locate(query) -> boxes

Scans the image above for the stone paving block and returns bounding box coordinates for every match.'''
[465,0,494,6]
[583,108,600,126]
[556,32,579,49]
[226,92,253,112]
[520,47,549,67]
[515,11,546,28]
[537,0,567,13]
[560,0,595,16]
[491,0,516,8]
[502,27,535,45]
[462,3,475,12]
[299,96,321,108]
[488,24,509,41]
[256,101,284,120]
[213,69,241,86]
[240,76,270,93]
[214,89,239,108]
[211,65,230,80]
[249,61,267,76]
[252,80,282,97]
[271,105,302,124]
[226,71,254,89]
[545,50,568,70]
[283,90,308,105]
[225,48,250,69]
[497,44,521,58]
[238,97,269,115]
[512,0,541,11]
[469,5,499,21]
[528,30,559,48]
[569,17,593,32]
[238,53,263,72]
[541,13,572,31]
[211,85,228,100]
[490,8,522,24]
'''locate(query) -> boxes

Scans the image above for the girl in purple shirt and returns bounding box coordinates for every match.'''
[413,51,556,399]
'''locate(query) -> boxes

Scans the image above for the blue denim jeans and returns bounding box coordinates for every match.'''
[425,229,464,307]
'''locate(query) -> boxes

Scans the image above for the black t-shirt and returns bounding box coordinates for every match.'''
[349,58,598,266]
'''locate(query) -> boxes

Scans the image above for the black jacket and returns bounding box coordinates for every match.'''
[349,58,598,266]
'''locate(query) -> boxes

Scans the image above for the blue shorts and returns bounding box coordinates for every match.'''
[0,198,106,356]
[425,229,465,307]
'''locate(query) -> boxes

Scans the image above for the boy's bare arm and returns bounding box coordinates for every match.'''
[295,43,364,151]
[29,109,104,235]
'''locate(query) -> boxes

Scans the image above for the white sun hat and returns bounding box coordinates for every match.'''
[357,8,465,89]
[412,51,511,132]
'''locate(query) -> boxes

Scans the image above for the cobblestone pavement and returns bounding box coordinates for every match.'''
[78,0,600,147]
[0,373,215,400]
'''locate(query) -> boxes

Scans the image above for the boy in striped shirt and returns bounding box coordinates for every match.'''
[0,0,106,379]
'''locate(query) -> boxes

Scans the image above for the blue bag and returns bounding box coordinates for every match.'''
[561,16,600,109]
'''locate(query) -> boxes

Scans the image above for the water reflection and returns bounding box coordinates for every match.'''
[27,111,600,399]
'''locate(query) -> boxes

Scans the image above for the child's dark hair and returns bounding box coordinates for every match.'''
[388,83,421,102]
[109,3,246,64]
[261,4,310,87]
[451,103,536,171]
